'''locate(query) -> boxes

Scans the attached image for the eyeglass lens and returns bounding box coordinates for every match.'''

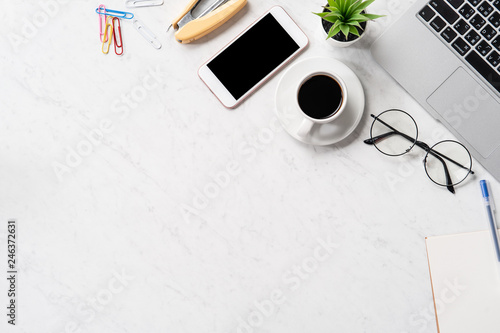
[424,140,472,187]
[370,110,418,156]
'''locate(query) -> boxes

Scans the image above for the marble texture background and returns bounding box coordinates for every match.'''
[1,0,498,332]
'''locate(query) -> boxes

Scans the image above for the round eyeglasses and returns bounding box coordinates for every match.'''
[364,109,474,193]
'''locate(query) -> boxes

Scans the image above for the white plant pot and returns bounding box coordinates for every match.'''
[320,14,369,48]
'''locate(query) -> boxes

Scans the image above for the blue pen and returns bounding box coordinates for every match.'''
[480,180,500,262]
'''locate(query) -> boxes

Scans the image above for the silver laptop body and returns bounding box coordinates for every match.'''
[371,0,500,181]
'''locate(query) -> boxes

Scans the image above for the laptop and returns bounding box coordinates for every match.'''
[371,0,500,181]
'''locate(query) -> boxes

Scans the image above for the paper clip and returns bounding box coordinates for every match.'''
[98,4,108,42]
[102,16,114,54]
[95,8,134,20]
[112,17,124,56]
[126,0,164,8]
[133,19,162,49]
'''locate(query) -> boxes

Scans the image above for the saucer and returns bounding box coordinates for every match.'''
[275,57,365,145]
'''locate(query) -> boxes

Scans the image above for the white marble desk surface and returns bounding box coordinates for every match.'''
[1,0,498,332]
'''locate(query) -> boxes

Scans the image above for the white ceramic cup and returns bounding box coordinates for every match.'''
[296,72,348,139]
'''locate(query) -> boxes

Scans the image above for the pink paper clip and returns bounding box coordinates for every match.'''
[98,4,108,42]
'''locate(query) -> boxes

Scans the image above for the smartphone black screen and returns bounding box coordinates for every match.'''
[207,13,300,100]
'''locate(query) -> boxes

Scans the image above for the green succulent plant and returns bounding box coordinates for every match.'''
[314,0,384,40]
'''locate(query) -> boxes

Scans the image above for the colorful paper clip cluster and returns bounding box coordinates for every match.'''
[97,5,132,55]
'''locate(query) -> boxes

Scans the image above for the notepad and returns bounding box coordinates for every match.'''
[426,231,500,333]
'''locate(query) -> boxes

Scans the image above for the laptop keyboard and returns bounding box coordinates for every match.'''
[418,0,500,94]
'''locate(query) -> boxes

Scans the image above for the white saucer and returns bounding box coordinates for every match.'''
[275,57,365,145]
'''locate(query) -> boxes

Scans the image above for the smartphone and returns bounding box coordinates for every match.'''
[198,6,309,108]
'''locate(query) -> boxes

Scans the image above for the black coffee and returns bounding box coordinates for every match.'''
[298,75,343,119]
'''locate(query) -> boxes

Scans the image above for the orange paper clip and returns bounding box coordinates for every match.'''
[112,17,123,55]
[102,16,114,54]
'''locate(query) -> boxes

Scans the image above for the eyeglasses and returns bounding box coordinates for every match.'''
[364,109,474,194]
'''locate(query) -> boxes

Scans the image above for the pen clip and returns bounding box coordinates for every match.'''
[102,16,114,54]
[491,189,496,213]
[112,17,124,55]
[481,180,497,213]
[133,19,162,49]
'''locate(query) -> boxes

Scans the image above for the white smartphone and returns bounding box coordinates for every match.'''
[198,6,309,109]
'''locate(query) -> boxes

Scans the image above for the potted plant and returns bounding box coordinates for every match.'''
[314,0,384,47]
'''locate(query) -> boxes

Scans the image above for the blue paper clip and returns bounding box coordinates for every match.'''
[95,8,134,19]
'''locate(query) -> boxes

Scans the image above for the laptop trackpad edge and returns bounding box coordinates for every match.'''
[427,67,500,159]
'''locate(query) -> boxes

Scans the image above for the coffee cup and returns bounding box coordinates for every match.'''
[296,72,348,138]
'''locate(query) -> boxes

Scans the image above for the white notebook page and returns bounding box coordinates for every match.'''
[426,231,500,333]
